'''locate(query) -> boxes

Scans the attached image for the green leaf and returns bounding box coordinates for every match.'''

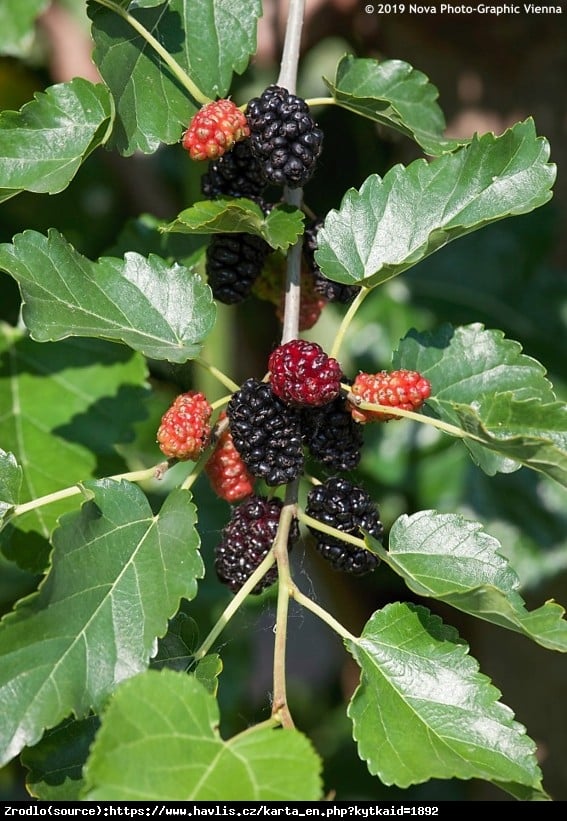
[370,510,567,652]
[89,0,262,155]
[0,329,149,573]
[0,79,113,203]
[325,55,463,156]
[395,323,567,486]
[151,609,199,672]
[0,0,49,56]
[22,716,100,801]
[195,654,223,696]
[163,200,305,251]
[0,229,216,362]
[0,450,22,526]
[346,602,546,799]
[83,669,323,800]
[315,120,555,287]
[0,481,203,766]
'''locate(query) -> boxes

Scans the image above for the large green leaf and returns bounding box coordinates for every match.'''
[315,120,555,287]
[324,55,463,156]
[346,602,546,799]
[89,0,262,154]
[83,669,323,800]
[0,229,216,362]
[0,0,49,56]
[163,199,305,252]
[369,510,567,652]
[394,323,567,486]
[0,79,113,203]
[0,329,149,573]
[0,481,202,766]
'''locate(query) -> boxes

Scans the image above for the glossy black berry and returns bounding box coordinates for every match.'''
[301,394,363,471]
[201,138,267,200]
[304,219,361,304]
[246,85,323,188]
[227,378,304,486]
[214,495,299,594]
[206,233,270,304]
[305,477,383,575]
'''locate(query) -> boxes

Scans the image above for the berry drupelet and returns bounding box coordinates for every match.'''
[301,394,364,472]
[156,391,213,460]
[268,339,343,407]
[182,99,249,161]
[214,495,299,594]
[201,138,267,200]
[349,370,432,423]
[205,414,255,503]
[227,378,304,486]
[305,477,383,575]
[205,232,271,304]
[246,85,323,188]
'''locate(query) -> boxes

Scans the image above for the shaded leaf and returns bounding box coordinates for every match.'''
[324,55,463,155]
[0,0,49,56]
[0,79,113,203]
[0,330,149,573]
[395,323,567,486]
[369,510,567,652]
[346,602,546,799]
[22,715,100,801]
[0,229,216,362]
[163,199,305,251]
[0,450,22,526]
[0,481,202,766]
[89,0,261,154]
[84,669,323,800]
[315,120,555,287]
[151,609,199,672]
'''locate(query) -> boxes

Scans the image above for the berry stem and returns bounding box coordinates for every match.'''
[297,510,374,552]
[271,482,299,729]
[192,550,277,663]
[345,391,475,440]
[305,97,336,108]
[277,0,307,346]
[291,584,356,642]
[11,465,164,518]
[195,357,240,393]
[329,287,369,360]
[276,0,305,94]
[91,0,211,106]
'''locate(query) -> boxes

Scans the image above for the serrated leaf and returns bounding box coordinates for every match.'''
[0,450,22,526]
[0,481,203,766]
[0,0,49,56]
[346,602,546,799]
[0,229,216,362]
[315,120,555,287]
[0,79,113,203]
[370,510,567,652]
[83,669,323,800]
[164,199,305,251]
[395,323,567,486]
[89,0,262,155]
[22,715,100,801]
[0,329,149,573]
[324,55,463,155]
